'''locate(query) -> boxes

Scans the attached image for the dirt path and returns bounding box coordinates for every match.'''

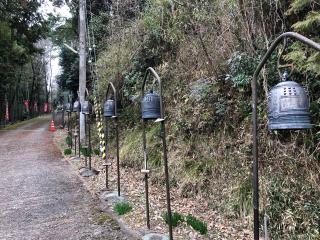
[0,116,131,240]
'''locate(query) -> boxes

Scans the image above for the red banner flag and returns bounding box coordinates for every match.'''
[23,100,30,112]
[34,101,38,112]
[5,98,9,121]
[44,102,48,113]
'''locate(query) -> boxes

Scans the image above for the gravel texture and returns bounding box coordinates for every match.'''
[0,116,132,240]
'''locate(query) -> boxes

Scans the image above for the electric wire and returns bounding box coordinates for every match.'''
[86,0,106,160]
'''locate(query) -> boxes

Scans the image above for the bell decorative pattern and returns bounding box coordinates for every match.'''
[268,76,312,130]
[141,90,161,119]
[103,99,115,117]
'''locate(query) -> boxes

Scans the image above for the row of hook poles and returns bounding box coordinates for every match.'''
[63,31,319,240]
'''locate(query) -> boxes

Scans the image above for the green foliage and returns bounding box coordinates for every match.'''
[0,0,50,121]
[286,0,320,76]
[64,148,72,155]
[113,202,133,215]
[57,46,79,93]
[120,129,142,168]
[143,0,183,44]
[287,0,315,14]
[58,1,320,239]
[80,146,91,157]
[93,148,100,156]
[232,176,252,217]
[162,211,185,228]
[266,174,320,239]
[65,136,72,146]
[186,215,208,235]
[225,51,258,89]
[292,11,320,32]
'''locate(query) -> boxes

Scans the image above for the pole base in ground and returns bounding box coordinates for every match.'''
[142,233,169,240]
[79,167,99,177]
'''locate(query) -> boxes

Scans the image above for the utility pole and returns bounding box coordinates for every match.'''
[79,0,86,141]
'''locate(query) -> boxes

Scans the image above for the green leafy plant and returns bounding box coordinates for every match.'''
[80,146,91,157]
[186,215,208,235]
[65,135,72,146]
[113,202,132,215]
[94,148,100,156]
[225,51,258,89]
[64,148,72,155]
[162,211,185,228]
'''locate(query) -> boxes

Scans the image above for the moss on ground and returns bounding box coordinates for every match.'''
[1,117,44,130]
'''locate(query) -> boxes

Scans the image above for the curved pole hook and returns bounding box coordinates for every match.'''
[141,67,164,119]
[251,32,320,240]
[106,82,117,117]
[85,88,89,100]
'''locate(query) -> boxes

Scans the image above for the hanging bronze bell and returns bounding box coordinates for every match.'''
[81,101,92,115]
[141,90,161,119]
[103,99,115,117]
[65,103,73,112]
[72,100,81,112]
[268,73,312,130]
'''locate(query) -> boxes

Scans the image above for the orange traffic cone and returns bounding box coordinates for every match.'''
[49,120,56,132]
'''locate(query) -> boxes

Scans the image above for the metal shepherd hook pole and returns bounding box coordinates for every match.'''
[141,67,173,240]
[103,82,120,196]
[251,32,320,240]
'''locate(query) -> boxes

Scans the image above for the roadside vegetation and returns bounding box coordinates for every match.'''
[1,0,319,238]
[57,0,319,238]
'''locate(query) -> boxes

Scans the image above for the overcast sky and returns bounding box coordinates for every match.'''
[39,0,72,90]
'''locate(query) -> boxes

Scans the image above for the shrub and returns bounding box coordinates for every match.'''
[80,146,91,157]
[64,148,72,155]
[94,148,100,156]
[113,202,132,215]
[225,51,258,89]
[163,211,185,228]
[65,136,72,146]
[186,215,208,235]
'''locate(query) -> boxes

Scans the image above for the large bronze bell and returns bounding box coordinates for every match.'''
[81,101,92,115]
[72,100,81,112]
[268,73,312,130]
[141,90,161,119]
[103,99,115,117]
[65,103,73,112]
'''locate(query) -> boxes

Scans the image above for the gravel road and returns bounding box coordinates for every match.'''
[0,116,132,240]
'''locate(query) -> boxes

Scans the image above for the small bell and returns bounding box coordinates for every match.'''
[268,72,312,130]
[103,99,115,117]
[141,90,161,120]
[73,100,81,112]
[81,101,92,115]
[65,103,73,112]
